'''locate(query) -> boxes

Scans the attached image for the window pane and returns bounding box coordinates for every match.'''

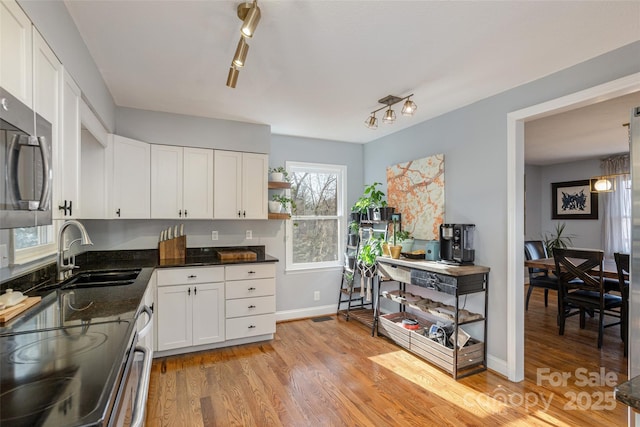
[14,226,52,250]
[292,219,339,263]
[290,171,337,216]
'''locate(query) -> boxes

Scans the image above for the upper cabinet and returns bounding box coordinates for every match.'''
[55,70,81,219]
[110,135,150,219]
[151,145,213,219]
[213,151,267,219]
[0,0,33,107]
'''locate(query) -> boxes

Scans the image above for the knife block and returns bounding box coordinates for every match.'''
[159,235,186,262]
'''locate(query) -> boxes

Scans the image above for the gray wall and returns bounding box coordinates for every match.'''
[363,41,640,367]
[116,108,271,154]
[526,159,603,249]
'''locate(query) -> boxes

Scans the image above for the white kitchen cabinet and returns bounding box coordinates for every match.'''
[0,0,33,107]
[156,267,225,352]
[55,69,81,219]
[110,135,150,219]
[151,145,213,219]
[225,263,276,340]
[213,151,268,219]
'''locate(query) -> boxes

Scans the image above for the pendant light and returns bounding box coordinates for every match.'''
[364,94,417,129]
[239,1,261,38]
[232,37,249,67]
[226,65,239,88]
[225,1,262,89]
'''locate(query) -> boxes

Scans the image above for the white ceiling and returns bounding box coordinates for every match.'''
[63,0,640,163]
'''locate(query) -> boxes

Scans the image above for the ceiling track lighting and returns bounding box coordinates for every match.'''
[364,94,417,129]
[226,0,261,88]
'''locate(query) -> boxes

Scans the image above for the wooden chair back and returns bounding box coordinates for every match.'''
[553,248,604,293]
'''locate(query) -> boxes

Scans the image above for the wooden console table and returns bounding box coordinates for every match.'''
[375,257,490,379]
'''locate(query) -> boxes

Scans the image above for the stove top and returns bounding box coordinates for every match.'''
[1,320,133,427]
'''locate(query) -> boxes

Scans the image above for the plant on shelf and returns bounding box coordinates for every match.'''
[271,194,297,214]
[363,182,387,208]
[542,222,575,256]
[349,221,359,234]
[357,235,383,268]
[268,166,290,182]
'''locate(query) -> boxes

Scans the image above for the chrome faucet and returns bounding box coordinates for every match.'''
[57,220,93,281]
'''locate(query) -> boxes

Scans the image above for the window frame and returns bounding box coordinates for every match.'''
[12,224,56,265]
[285,161,346,272]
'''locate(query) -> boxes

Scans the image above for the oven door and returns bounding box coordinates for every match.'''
[110,305,153,427]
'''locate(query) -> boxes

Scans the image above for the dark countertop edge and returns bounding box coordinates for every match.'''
[615,375,640,410]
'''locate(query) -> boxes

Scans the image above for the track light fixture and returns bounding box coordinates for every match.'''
[226,0,261,88]
[365,94,417,129]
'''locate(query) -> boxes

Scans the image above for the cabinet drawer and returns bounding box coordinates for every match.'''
[157,267,224,286]
[226,313,276,339]
[225,263,275,281]
[225,278,275,299]
[226,296,275,318]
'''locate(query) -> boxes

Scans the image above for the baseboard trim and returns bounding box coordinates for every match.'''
[487,354,509,379]
[276,304,336,322]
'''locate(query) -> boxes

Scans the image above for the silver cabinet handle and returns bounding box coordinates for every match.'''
[136,305,153,339]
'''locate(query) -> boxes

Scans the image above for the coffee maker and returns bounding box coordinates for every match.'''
[439,224,475,265]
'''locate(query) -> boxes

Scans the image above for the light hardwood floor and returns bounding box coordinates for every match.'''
[146,290,628,426]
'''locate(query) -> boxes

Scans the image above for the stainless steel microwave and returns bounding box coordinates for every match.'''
[0,86,52,229]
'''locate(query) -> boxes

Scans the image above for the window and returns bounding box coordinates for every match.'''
[13,225,55,264]
[285,162,346,271]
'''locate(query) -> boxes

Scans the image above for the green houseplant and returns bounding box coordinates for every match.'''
[358,182,395,221]
[542,222,575,256]
[271,194,296,214]
[268,166,290,182]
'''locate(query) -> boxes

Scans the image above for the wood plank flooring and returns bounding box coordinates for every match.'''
[146,289,628,426]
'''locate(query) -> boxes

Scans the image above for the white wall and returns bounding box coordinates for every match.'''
[363,41,640,373]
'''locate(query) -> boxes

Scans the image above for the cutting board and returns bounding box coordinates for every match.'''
[218,250,257,261]
[0,296,42,323]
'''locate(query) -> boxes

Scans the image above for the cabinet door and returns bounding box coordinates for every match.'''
[151,145,183,219]
[0,0,32,106]
[111,135,150,218]
[156,284,192,351]
[242,153,268,219]
[183,147,213,219]
[213,150,242,219]
[192,282,225,346]
[56,70,81,219]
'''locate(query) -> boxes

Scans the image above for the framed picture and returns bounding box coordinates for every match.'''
[551,180,598,220]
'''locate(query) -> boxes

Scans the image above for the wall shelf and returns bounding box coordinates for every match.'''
[268,181,291,189]
[268,212,291,220]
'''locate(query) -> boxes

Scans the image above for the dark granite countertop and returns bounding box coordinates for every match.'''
[616,375,640,410]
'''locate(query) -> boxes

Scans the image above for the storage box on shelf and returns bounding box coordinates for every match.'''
[375,258,489,379]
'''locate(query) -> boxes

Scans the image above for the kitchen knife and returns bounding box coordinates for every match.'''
[180,224,184,236]
[168,227,172,240]
[174,225,178,239]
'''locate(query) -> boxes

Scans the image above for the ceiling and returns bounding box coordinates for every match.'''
[63,1,640,163]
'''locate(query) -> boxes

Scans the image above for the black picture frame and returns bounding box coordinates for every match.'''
[551,180,598,220]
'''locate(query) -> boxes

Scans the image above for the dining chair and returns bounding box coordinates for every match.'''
[553,248,623,348]
[524,240,558,310]
[614,252,630,357]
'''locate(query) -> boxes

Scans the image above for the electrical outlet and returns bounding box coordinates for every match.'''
[211,231,218,240]
[314,291,320,301]
[246,230,252,240]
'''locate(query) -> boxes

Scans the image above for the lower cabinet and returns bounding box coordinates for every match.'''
[155,263,276,355]
[156,267,225,352]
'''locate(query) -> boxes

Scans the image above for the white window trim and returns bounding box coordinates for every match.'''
[285,161,347,272]
[12,225,57,265]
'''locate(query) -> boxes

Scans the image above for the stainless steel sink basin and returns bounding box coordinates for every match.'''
[60,269,141,289]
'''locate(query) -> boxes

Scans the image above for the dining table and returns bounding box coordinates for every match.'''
[524,257,624,280]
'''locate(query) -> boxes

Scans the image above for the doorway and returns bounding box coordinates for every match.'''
[506,72,640,382]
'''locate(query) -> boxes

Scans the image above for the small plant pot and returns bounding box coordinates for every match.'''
[268,200,282,213]
[350,212,362,222]
[379,207,395,221]
[400,239,414,253]
[269,172,284,182]
[381,242,391,257]
[347,234,359,247]
[368,207,381,221]
[390,245,402,259]
[346,255,356,270]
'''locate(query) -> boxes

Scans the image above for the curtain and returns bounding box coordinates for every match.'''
[602,154,631,258]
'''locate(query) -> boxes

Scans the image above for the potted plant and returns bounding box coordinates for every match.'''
[347,221,359,246]
[357,237,382,276]
[542,222,575,256]
[271,194,296,214]
[268,166,289,182]
[395,230,414,252]
[389,218,403,259]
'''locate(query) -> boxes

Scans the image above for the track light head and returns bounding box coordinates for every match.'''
[238,1,261,38]
[232,37,249,67]
[365,115,378,129]
[383,108,396,124]
[401,98,417,116]
[226,65,239,88]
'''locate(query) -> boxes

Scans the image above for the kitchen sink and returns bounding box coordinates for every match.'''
[60,269,142,289]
